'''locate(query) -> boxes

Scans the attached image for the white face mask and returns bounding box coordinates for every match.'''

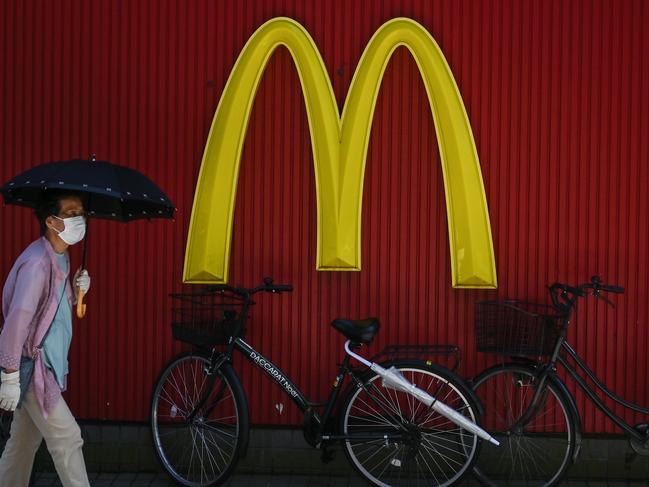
[51,215,86,245]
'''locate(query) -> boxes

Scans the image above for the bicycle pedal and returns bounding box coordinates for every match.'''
[320,446,336,463]
[625,450,639,465]
[629,423,649,456]
[302,409,321,447]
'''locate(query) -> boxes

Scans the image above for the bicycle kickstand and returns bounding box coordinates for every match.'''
[319,442,336,464]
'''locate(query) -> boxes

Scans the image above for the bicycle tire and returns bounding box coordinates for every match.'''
[339,360,481,487]
[471,363,577,487]
[150,352,249,486]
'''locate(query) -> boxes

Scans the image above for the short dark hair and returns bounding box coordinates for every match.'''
[34,190,84,236]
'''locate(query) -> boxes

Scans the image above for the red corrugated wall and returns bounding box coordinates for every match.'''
[1,0,648,434]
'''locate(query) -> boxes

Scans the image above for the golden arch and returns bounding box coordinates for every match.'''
[184,17,497,288]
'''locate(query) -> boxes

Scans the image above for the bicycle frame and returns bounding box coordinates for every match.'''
[558,340,649,441]
[202,336,413,443]
[519,329,649,443]
[234,337,317,413]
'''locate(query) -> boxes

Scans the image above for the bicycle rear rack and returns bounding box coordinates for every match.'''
[370,344,462,372]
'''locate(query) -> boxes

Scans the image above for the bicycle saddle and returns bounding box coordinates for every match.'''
[331,318,380,344]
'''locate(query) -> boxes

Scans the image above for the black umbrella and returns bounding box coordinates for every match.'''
[1,158,175,221]
[1,157,176,317]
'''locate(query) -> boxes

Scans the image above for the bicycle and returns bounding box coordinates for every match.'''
[470,275,646,486]
[150,278,498,486]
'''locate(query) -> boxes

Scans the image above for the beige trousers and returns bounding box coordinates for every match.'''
[0,389,89,487]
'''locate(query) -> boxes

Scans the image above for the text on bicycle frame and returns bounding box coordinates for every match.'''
[250,351,299,398]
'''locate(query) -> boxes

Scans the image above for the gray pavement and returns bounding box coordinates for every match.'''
[18,424,649,486]
[30,472,649,487]
[32,472,369,486]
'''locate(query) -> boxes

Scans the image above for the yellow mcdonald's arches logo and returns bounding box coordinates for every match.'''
[184,17,497,289]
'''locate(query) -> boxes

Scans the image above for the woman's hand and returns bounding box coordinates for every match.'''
[74,268,91,295]
[0,371,20,411]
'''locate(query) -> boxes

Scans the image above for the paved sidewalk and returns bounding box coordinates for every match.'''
[33,472,369,486]
[30,472,649,486]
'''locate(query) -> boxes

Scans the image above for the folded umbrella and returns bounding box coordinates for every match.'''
[1,157,176,317]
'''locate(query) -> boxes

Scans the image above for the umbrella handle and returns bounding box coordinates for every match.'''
[76,289,87,319]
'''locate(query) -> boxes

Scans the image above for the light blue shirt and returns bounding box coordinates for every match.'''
[41,253,72,389]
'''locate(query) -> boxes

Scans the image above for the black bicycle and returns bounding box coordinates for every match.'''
[150,278,497,486]
[470,275,646,486]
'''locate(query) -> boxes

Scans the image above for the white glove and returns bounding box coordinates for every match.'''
[74,268,91,294]
[0,371,20,412]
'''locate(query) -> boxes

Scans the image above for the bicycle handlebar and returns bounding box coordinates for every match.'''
[207,277,293,298]
[548,275,624,312]
[588,276,624,294]
[600,284,625,293]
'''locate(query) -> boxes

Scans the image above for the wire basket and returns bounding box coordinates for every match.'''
[475,301,566,357]
[170,288,247,346]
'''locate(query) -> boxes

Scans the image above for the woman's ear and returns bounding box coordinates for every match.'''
[45,215,56,232]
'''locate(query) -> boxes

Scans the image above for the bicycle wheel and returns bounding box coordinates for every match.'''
[151,352,249,486]
[472,363,577,487]
[340,361,481,487]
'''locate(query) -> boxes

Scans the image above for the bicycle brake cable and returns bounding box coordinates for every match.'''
[597,292,616,309]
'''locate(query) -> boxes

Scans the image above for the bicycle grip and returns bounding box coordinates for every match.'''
[601,284,624,294]
[271,284,293,292]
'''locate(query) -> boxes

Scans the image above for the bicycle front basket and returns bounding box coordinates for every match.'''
[475,301,565,357]
[169,288,246,346]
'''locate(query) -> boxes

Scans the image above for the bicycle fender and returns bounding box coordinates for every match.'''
[468,360,538,417]
[547,371,583,461]
[223,362,251,458]
[336,359,429,418]
[472,361,582,462]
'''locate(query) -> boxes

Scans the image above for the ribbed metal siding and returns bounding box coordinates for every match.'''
[1,1,648,434]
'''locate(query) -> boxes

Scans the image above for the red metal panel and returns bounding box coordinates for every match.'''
[1,0,648,434]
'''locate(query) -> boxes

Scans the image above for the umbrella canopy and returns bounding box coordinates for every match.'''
[0,159,175,221]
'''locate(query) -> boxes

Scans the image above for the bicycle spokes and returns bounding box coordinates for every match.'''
[152,354,244,486]
[342,364,480,487]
